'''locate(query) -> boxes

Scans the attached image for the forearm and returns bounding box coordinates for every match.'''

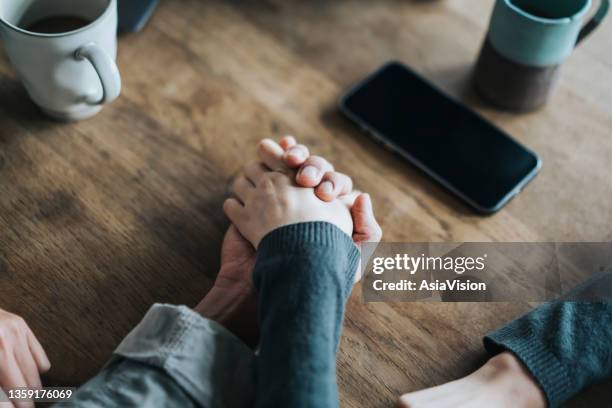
[253,222,360,408]
[484,272,612,407]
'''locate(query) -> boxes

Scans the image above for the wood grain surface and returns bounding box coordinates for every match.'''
[1,0,611,406]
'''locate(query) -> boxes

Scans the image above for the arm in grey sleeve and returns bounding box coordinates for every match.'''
[57,304,255,408]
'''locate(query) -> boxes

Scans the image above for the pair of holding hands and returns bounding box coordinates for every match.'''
[198,136,381,346]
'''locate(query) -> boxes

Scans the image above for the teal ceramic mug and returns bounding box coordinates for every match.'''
[474,0,609,111]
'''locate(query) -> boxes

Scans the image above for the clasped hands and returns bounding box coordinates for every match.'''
[195,136,382,346]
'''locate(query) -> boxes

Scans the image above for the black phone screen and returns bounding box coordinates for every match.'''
[340,62,540,212]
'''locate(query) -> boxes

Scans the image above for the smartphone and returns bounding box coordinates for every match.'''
[339,61,541,214]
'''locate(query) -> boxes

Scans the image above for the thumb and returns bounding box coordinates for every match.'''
[351,193,382,244]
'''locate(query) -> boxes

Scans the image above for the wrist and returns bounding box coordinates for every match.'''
[194,276,259,348]
[483,352,547,408]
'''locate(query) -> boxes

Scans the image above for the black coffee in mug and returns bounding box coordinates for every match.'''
[24,16,91,34]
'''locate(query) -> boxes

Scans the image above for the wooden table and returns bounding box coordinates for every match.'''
[1,0,611,406]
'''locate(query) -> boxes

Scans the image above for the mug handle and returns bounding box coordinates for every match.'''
[576,0,610,44]
[74,43,122,105]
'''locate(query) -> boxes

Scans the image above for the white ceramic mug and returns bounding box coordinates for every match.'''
[0,0,121,120]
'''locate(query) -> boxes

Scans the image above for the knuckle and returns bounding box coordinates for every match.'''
[261,172,275,182]
[0,316,26,341]
[9,315,26,332]
[295,144,309,155]
[280,136,297,150]
[260,176,277,191]
[237,175,251,190]
[267,172,286,183]
[222,199,235,212]
[307,155,333,171]
[338,173,353,187]
[231,177,241,192]
[303,156,317,166]
[278,195,291,208]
